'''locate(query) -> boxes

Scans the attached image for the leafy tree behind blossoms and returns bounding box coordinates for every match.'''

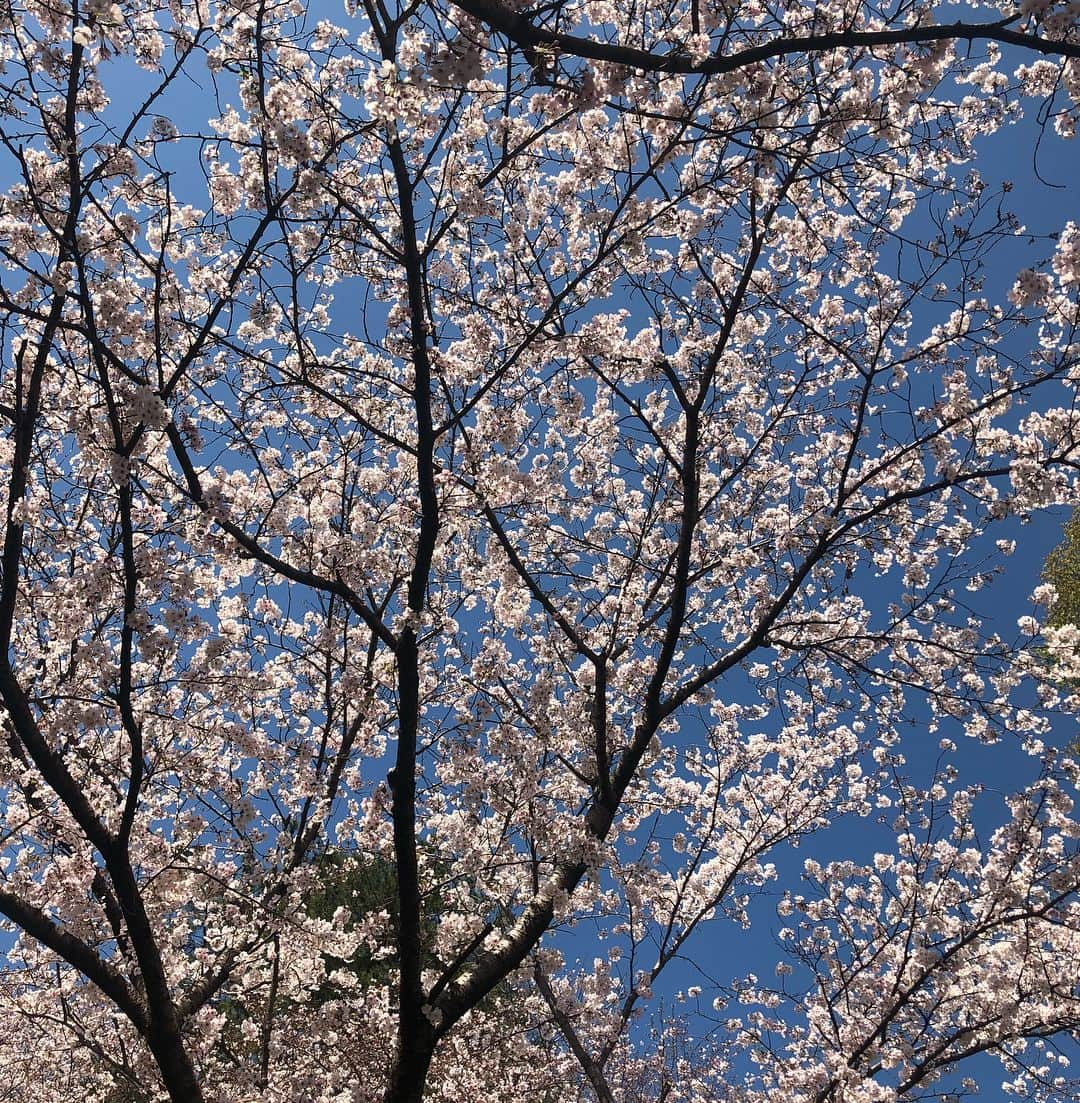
[2,0,1080,1100]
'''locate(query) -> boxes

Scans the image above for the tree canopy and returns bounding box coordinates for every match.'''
[0,2,1079,1102]
[1043,511,1080,628]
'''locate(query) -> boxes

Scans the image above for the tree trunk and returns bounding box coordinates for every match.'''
[148,1030,205,1103]
[385,1044,434,1103]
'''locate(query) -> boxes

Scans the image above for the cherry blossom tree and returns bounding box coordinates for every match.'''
[0,1,1079,1101]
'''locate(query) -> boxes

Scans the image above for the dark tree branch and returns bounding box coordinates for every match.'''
[450,5,1080,73]
[0,889,146,1031]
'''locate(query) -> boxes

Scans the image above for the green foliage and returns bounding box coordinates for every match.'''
[1042,509,1080,632]
[304,850,403,1000]
[1039,510,1080,753]
[304,851,399,926]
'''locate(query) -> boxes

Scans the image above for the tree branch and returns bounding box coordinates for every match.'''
[0,890,146,1031]
[450,6,1080,73]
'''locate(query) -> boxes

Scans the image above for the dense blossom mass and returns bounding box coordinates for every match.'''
[0,1,1079,1101]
